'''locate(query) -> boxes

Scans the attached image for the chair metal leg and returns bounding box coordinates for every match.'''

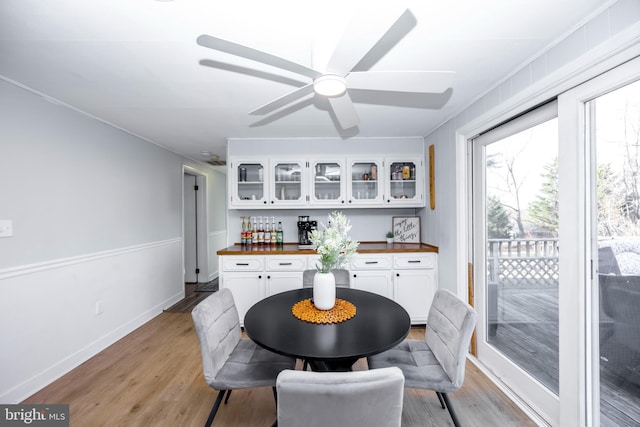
[302,360,309,371]
[435,391,446,409]
[271,387,278,427]
[224,389,232,404]
[440,393,461,427]
[205,390,226,427]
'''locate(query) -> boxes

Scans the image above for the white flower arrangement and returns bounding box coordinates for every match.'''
[310,211,359,274]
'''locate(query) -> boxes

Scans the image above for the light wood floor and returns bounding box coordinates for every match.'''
[24,308,535,426]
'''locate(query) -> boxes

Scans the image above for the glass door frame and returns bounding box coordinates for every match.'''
[558,56,640,427]
[470,111,560,424]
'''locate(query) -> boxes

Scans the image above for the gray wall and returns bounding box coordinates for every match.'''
[0,78,226,402]
[0,80,183,268]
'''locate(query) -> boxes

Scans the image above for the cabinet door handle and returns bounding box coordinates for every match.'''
[267,275,271,279]
[279,262,292,266]
[263,201,267,204]
[258,275,262,279]
[365,261,378,264]
[396,273,400,277]
[236,263,249,266]
[353,274,357,278]
[408,260,421,263]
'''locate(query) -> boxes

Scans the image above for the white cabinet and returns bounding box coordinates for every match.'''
[393,253,437,323]
[229,155,424,209]
[265,255,306,296]
[220,256,266,324]
[221,255,307,324]
[384,157,424,207]
[346,158,384,206]
[270,159,307,207]
[230,159,308,208]
[309,159,346,207]
[220,250,437,325]
[350,254,393,298]
[229,160,269,207]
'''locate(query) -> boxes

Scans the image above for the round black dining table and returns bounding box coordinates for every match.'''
[243,287,411,371]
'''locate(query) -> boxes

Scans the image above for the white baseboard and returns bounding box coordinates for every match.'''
[0,239,184,403]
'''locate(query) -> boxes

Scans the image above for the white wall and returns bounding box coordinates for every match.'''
[0,79,225,402]
[422,0,640,296]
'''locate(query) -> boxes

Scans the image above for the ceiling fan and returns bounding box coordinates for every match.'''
[197,7,454,130]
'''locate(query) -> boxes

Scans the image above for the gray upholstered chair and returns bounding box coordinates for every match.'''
[192,289,296,427]
[368,289,477,427]
[276,367,405,427]
[302,268,351,288]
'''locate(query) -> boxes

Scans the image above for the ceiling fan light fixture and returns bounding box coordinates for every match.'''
[313,75,347,97]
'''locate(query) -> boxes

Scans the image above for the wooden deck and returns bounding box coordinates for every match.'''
[490,285,640,426]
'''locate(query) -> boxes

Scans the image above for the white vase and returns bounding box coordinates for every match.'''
[313,271,336,310]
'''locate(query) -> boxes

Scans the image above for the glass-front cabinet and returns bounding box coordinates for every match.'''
[385,157,423,206]
[310,160,345,205]
[231,160,267,207]
[229,155,424,208]
[271,160,305,206]
[347,158,383,205]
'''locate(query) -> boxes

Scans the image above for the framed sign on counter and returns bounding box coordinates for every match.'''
[392,216,420,243]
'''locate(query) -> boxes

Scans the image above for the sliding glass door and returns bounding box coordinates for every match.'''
[470,57,640,426]
[569,68,640,427]
[472,102,560,421]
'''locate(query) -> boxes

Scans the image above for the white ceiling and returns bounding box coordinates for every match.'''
[0,0,609,162]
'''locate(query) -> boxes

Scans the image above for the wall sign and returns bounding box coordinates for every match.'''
[392,216,421,243]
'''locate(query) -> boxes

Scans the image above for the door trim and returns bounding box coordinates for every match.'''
[182,165,209,284]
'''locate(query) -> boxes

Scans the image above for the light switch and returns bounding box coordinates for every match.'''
[0,220,13,237]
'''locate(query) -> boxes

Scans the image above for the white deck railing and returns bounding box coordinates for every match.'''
[488,238,559,286]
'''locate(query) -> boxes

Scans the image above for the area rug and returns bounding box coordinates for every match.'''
[196,278,218,292]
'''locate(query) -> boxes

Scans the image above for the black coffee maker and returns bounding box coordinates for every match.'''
[297,216,317,249]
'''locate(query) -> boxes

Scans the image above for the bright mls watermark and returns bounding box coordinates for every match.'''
[0,405,69,426]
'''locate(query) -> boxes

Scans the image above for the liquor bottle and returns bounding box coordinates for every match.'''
[258,217,265,244]
[241,216,247,245]
[276,221,283,245]
[402,164,411,179]
[251,217,258,245]
[270,217,277,245]
[246,216,252,245]
[263,216,271,244]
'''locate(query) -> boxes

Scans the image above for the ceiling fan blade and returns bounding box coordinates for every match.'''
[325,7,415,75]
[329,92,359,130]
[346,71,455,93]
[249,84,314,116]
[197,34,322,80]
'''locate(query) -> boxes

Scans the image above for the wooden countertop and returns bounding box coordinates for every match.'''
[217,242,438,255]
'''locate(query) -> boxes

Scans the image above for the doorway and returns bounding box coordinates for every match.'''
[183,169,208,286]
